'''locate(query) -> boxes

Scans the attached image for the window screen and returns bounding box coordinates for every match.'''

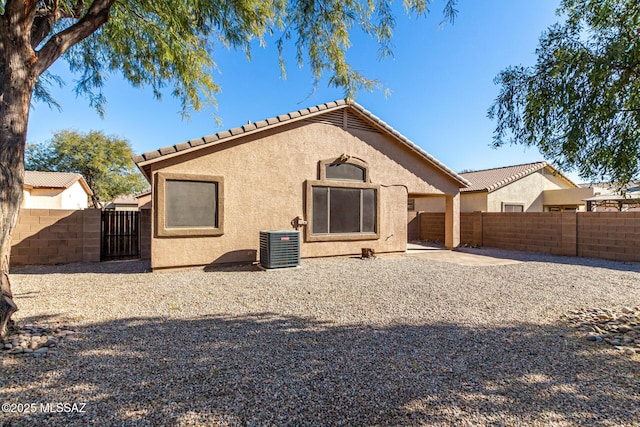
[311,186,377,234]
[165,180,218,228]
[362,189,377,233]
[330,188,361,233]
[325,163,366,182]
[312,187,329,234]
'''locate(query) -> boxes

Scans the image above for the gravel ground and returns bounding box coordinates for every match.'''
[1,248,639,426]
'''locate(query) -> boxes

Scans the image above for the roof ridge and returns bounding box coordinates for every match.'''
[25,170,82,176]
[460,161,547,175]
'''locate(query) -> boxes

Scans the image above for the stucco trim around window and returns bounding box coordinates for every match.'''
[318,157,369,182]
[502,202,524,213]
[156,172,224,237]
[305,179,380,242]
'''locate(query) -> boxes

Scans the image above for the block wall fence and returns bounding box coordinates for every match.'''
[418,211,640,263]
[12,209,640,267]
[10,209,101,267]
[10,208,153,267]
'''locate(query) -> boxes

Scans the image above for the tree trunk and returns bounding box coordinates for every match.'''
[0,81,35,338]
[0,0,116,339]
[0,112,29,338]
[0,20,38,340]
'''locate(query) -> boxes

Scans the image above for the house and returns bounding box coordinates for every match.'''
[135,191,152,210]
[22,171,93,210]
[134,99,469,270]
[103,194,139,211]
[458,162,593,212]
[410,162,593,213]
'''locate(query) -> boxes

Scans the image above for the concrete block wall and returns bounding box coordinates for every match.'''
[10,209,101,267]
[481,212,565,255]
[460,213,474,245]
[419,212,445,242]
[418,211,640,263]
[577,212,640,262]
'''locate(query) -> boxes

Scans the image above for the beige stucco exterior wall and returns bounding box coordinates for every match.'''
[460,192,488,212]
[413,196,445,212]
[22,181,89,210]
[543,187,594,210]
[486,170,574,212]
[149,120,461,269]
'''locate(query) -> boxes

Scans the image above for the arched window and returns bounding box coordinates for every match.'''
[306,156,378,241]
[319,157,369,182]
[325,162,366,182]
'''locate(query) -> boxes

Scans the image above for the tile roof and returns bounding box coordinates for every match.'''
[24,171,93,195]
[459,162,575,193]
[110,194,138,205]
[133,99,469,187]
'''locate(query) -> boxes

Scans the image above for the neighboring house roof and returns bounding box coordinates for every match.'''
[110,194,138,205]
[133,99,470,188]
[583,185,640,202]
[24,171,93,195]
[459,162,576,193]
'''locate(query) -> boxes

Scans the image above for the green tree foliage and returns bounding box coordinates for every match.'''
[26,130,148,206]
[489,0,640,186]
[21,0,459,116]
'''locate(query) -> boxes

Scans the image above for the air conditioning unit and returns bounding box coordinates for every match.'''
[260,230,300,269]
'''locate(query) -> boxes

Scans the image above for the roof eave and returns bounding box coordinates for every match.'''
[134,99,470,189]
[134,100,350,169]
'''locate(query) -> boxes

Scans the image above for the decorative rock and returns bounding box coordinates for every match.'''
[563,306,640,355]
[1,324,77,361]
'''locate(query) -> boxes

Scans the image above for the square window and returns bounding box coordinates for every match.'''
[165,180,218,228]
[156,173,224,237]
[503,203,524,213]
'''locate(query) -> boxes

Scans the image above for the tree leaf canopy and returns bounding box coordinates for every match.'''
[22,0,457,116]
[25,130,149,205]
[489,0,640,186]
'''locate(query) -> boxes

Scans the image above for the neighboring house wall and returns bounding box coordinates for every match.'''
[22,181,89,210]
[543,187,595,211]
[137,193,152,210]
[148,120,462,269]
[485,170,573,212]
[460,192,488,212]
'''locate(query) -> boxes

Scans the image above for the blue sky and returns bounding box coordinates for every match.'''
[27,1,570,179]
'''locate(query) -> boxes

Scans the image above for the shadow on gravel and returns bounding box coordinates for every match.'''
[456,247,640,273]
[1,314,638,426]
[11,259,151,275]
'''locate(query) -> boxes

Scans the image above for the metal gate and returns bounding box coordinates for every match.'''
[101,211,140,261]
